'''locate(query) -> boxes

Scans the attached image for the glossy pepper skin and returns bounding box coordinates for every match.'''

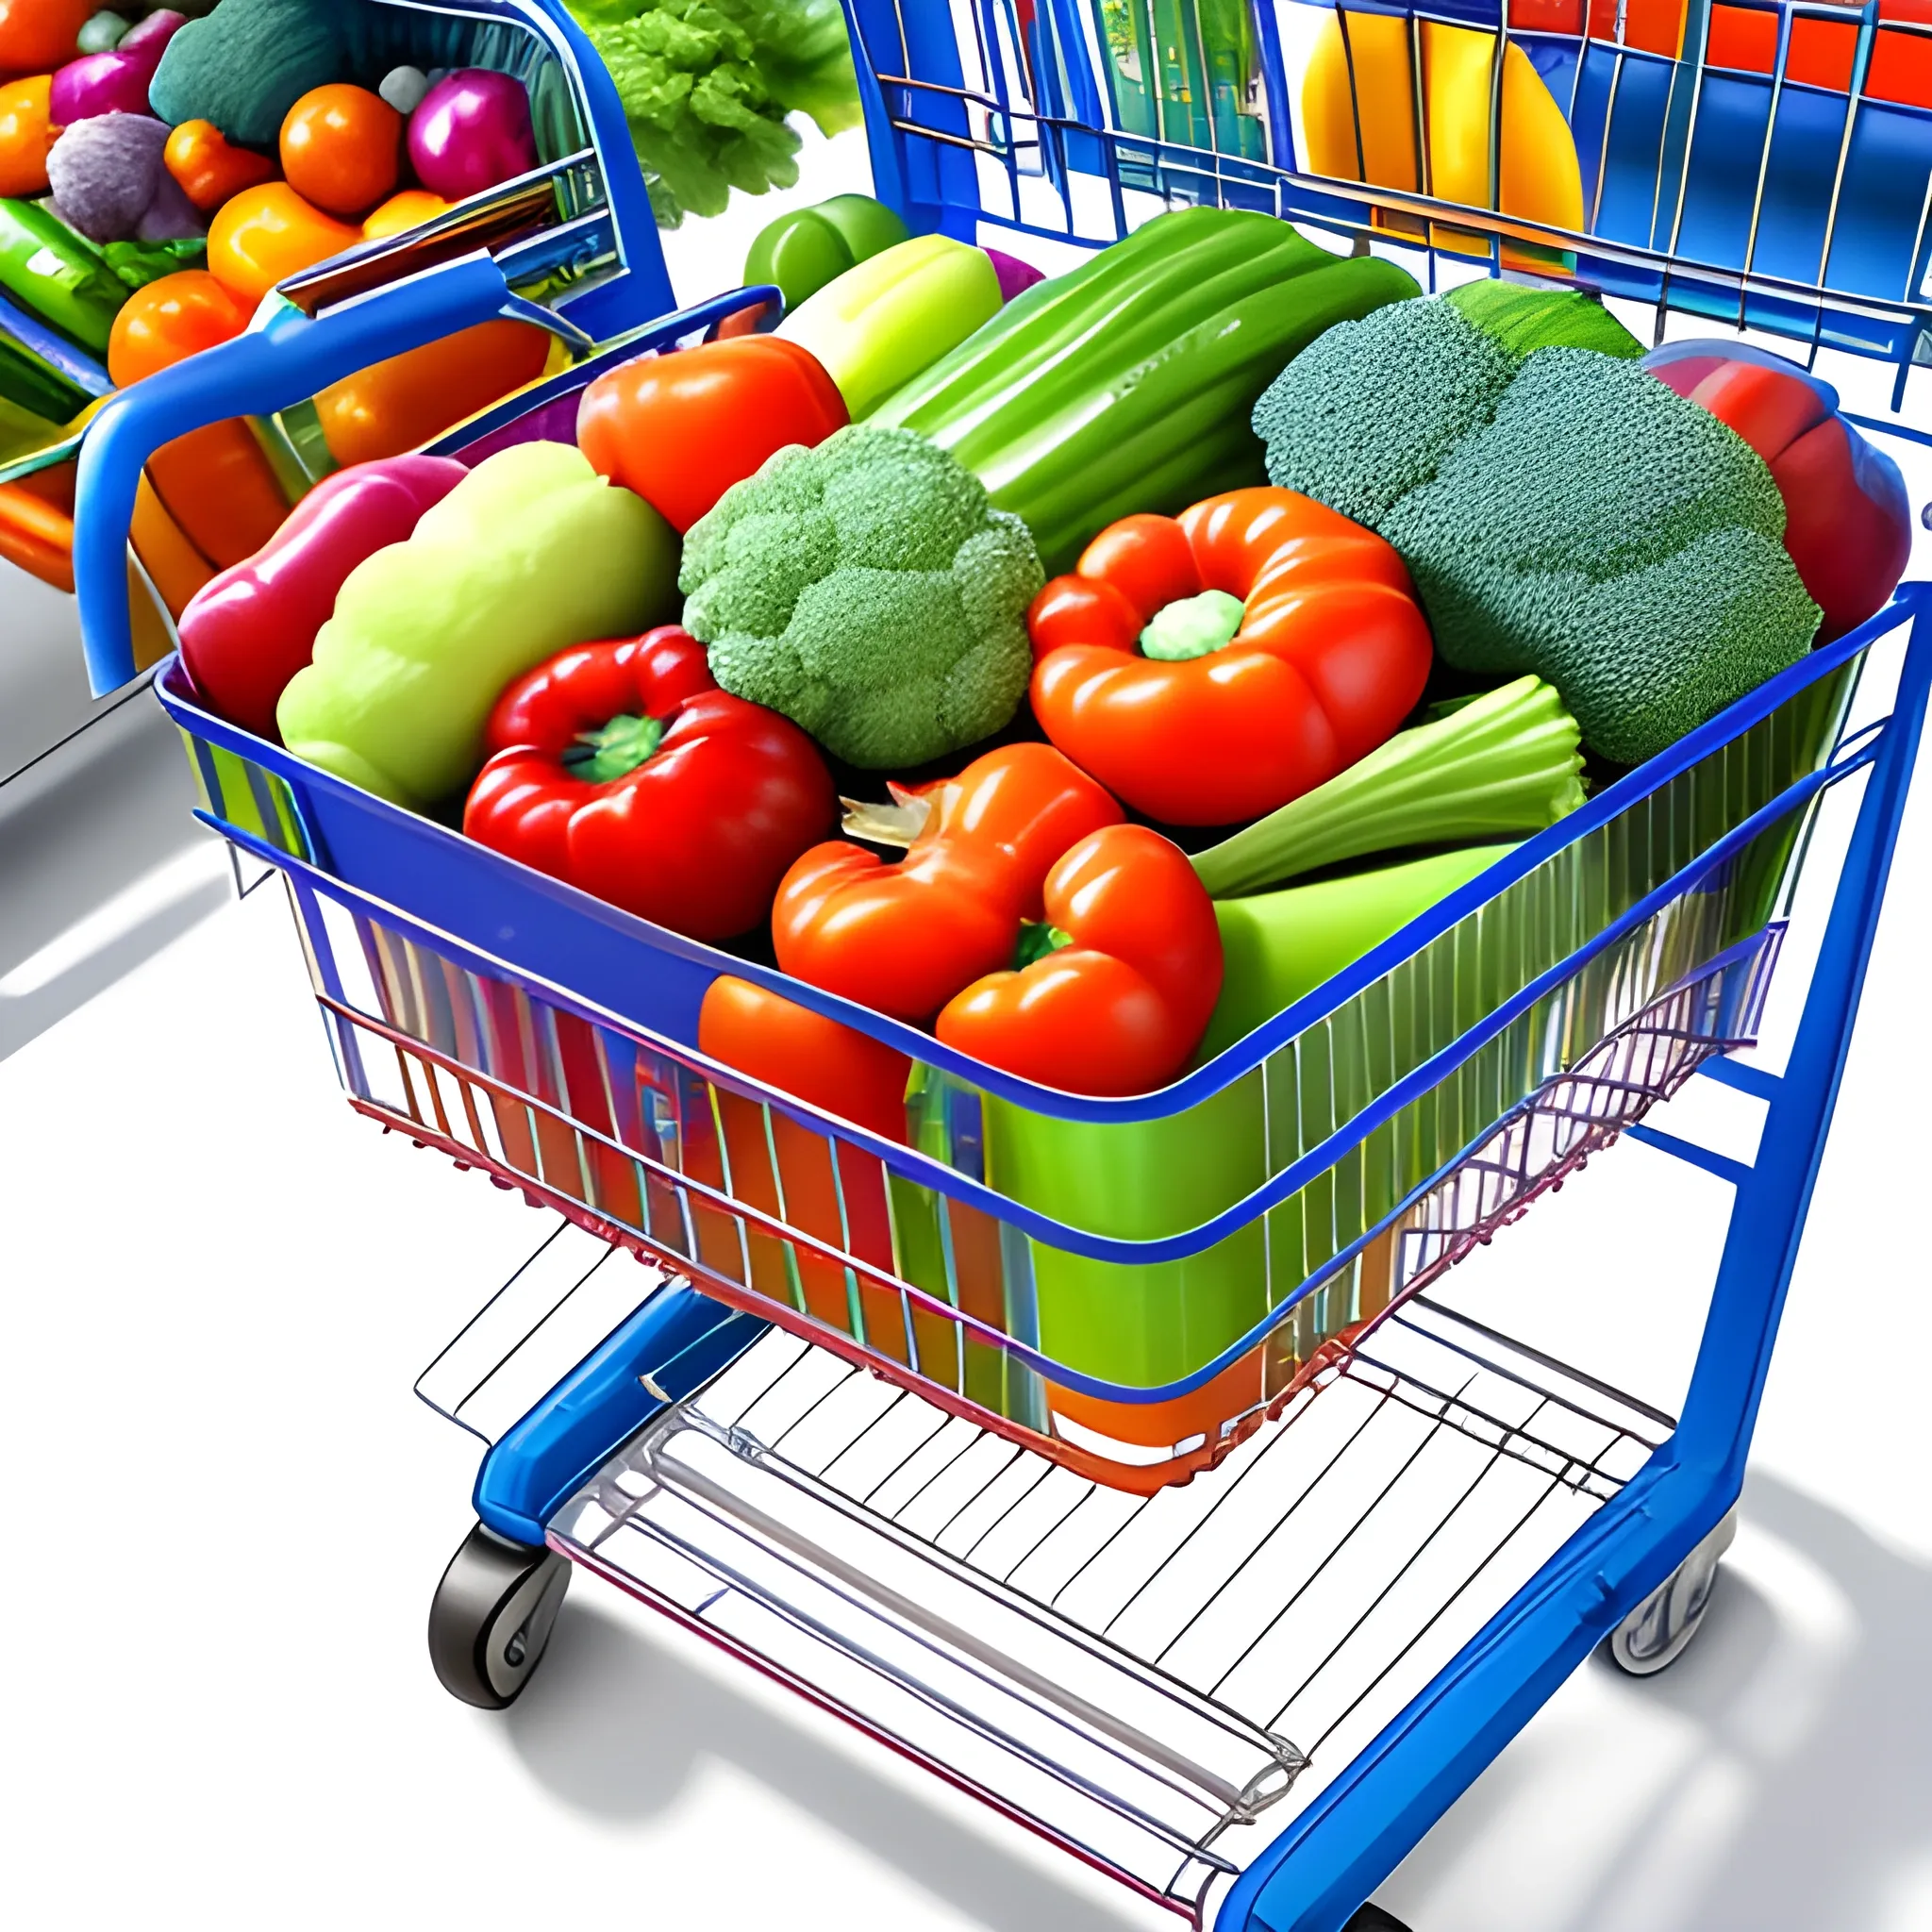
[774,741,1124,1024]
[1644,340,1913,641]
[939,824,1223,1095]
[576,333,847,534]
[698,974,911,1144]
[466,626,836,941]
[178,453,468,739]
[1027,487,1434,824]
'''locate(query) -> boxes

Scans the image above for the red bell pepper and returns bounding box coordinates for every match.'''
[936,823,1223,1094]
[464,626,835,941]
[774,741,1124,1024]
[772,742,1222,1093]
[1026,487,1435,825]
[1644,340,1913,641]
[698,974,911,1144]
[177,453,468,738]
[575,333,848,535]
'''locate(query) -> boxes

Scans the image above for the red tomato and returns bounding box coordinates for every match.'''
[0,73,52,197]
[108,270,252,388]
[207,182,361,306]
[279,83,402,218]
[576,334,848,533]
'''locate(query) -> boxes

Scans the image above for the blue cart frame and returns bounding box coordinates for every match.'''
[63,1,1932,1924]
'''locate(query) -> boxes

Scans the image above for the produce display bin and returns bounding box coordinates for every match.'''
[2,0,673,743]
[74,1,1932,1925]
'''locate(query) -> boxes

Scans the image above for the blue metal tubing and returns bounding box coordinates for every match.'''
[76,254,531,696]
[1214,599,1932,1932]
[474,1284,767,1546]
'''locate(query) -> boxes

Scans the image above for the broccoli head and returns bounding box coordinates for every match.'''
[680,425,1042,769]
[1254,298,1821,766]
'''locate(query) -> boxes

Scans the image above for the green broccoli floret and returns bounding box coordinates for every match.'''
[680,425,1042,769]
[1252,296,1517,527]
[1253,299,1822,766]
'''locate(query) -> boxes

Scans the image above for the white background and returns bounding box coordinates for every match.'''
[1,120,1927,1932]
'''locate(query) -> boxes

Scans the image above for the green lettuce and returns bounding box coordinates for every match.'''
[569,0,862,227]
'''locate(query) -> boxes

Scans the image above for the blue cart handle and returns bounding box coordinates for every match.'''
[76,250,563,696]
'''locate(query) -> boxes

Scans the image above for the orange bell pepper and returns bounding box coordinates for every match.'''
[145,419,290,571]
[1026,486,1435,825]
[130,474,216,618]
[313,318,552,469]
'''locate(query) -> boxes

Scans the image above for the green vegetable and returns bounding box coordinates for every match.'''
[1191,675,1586,898]
[150,0,358,149]
[1141,588,1245,662]
[276,442,678,810]
[1256,297,1820,765]
[0,199,127,354]
[568,0,861,227]
[680,424,1043,769]
[745,193,911,313]
[1200,844,1518,1059]
[873,206,1420,572]
[1444,277,1643,360]
[0,331,91,427]
[776,233,1003,420]
[101,237,208,291]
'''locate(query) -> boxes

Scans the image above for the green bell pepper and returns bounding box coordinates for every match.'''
[743,192,910,314]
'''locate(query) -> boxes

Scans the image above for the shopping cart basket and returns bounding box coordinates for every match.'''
[74,0,1932,1924]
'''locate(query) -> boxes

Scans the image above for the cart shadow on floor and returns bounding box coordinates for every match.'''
[504,1600,1149,1931]
[1381,1471,1932,1932]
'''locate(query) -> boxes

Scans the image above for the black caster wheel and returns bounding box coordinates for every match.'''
[429,1524,571,1709]
[1344,1908,1413,1931]
[1607,1506,1738,1676]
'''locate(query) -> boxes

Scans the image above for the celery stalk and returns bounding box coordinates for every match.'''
[1191,675,1587,899]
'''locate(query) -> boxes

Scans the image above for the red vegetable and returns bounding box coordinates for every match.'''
[466,626,836,941]
[1027,487,1435,825]
[576,334,848,534]
[936,823,1223,1095]
[774,742,1124,1025]
[408,68,536,201]
[178,454,467,737]
[1644,340,1914,641]
[698,975,910,1144]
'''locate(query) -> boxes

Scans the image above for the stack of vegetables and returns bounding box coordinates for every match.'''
[170,198,1914,1128]
[0,0,559,602]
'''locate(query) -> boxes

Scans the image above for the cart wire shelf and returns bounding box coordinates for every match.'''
[546,1289,1667,1918]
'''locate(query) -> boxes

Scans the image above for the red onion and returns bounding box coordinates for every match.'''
[407,69,537,202]
[119,8,188,54]
[51,48,158,123]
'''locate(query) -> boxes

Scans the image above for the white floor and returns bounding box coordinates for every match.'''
[1,119,1927,1932]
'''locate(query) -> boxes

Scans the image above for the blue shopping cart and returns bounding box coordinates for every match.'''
[68,3,1932,1926]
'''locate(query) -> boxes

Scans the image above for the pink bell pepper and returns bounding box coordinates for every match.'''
[179,453,468,739]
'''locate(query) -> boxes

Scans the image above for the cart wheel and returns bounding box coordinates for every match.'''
[1607,1507,1739,1676]
[1343,1907,1413,1931]
[429,1524,571,1709]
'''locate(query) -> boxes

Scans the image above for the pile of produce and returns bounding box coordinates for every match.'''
[0,0,557,597]
[168,195,1913,1118]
